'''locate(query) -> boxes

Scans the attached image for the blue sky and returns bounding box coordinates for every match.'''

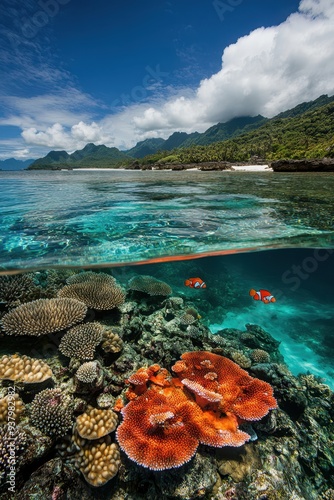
[0,0,333,159]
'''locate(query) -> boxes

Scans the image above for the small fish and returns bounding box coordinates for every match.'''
[249,288,276,304]
[184,277,206,289]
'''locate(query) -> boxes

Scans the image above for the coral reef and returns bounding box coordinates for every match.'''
[75,361,99,384]
[1,297,87,336]
[58,271,125,310]
[0,274,42,309]
[0,268,333,499]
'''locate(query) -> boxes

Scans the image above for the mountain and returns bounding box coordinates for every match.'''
[0,158,35,170]
[181,115,267,147]
[274,94,334,120]
[29,143,131,170]
[28,94,334,169]
[125,116,266,158]
[126,138,165,158]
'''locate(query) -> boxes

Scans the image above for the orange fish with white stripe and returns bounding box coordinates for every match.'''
[249,288,276,304]
[184,277,206,289]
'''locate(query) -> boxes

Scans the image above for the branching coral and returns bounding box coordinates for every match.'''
[30,388,73,438]
[59,322,104,360]
[250,349,271,363]
[116,352,277,471]
[58,271,125,310]
[0,354,53,384]
[0,274,41,309]
[0,425,28,484]
[1,298,87,336]
[128,275,172,296]
[75,361,99,384]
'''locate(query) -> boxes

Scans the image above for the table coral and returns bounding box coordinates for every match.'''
[128,275,172,296]
[0,354,53,383]
[1,298,87,336]
[172,351,277,421]
[58,271,125,310]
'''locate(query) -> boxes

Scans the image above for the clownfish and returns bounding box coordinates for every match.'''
[249,288,276,304]
[184,277,206,289]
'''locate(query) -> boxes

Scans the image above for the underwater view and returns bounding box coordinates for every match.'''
[0,170,333,499]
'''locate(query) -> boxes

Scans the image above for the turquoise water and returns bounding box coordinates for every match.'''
[1,170,333,271]
[0,170,333,389]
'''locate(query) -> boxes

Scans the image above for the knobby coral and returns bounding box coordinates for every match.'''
[76,406,118,440]
[116,351,277,470]
[128,275,172,296]
[1,298,87,336]
[58,271,125,310]
[0,393,24,424]
[73,431,121,487]
[0,354,53,384]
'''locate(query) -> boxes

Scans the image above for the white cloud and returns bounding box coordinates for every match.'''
[7,0,334,156]
[12,148,30,158]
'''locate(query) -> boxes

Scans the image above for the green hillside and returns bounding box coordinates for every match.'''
[139,96,334,165]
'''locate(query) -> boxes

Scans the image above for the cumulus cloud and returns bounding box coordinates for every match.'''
[132,0,334,132]
[17,0,334,154]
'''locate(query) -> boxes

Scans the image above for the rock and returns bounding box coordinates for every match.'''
[271,158,334,172]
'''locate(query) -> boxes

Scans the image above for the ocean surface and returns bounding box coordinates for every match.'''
[0,169,333,389]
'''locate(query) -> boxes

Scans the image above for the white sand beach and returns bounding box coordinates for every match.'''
[230,165,273,171]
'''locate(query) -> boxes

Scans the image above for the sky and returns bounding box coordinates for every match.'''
[0,0,334,159]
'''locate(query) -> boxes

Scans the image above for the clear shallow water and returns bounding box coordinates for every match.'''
[0,170,333,385]
[1,170,334,271]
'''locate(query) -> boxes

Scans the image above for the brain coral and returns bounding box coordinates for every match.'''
[59,322,104,360]
[30,388,73,438]
[57,271,125,310]
[1,298,87,336]
[0,354,53,384]
[128,275,172,296]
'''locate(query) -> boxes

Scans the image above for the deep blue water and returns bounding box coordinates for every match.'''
[0,169,333,387]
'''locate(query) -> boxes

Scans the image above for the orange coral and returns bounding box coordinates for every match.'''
[172,351,277,420]
[116,352,277,471]
[116,387,200,470]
